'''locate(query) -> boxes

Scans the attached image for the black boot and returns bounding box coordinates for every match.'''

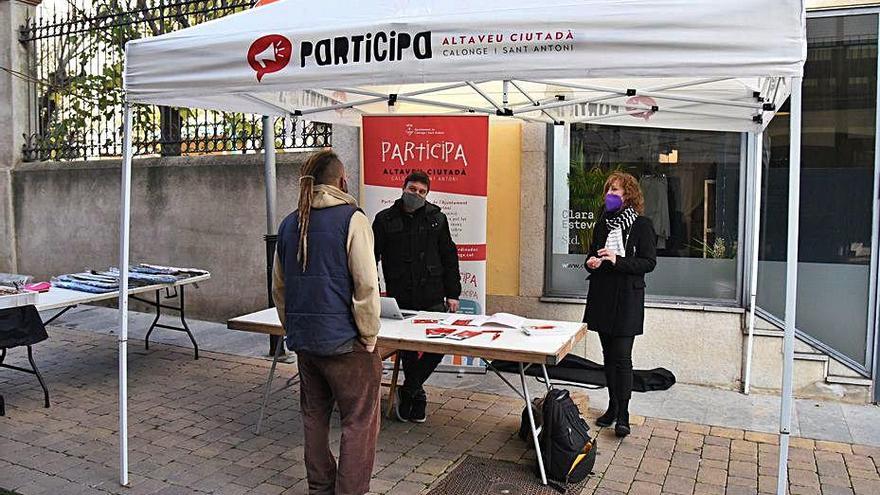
[614,400,630,438]
[596,408,616,428]
[406,387,428,423]
[395,389,413,422]
[596,390,617,427]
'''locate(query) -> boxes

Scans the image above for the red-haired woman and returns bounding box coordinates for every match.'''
[584,171,657,438]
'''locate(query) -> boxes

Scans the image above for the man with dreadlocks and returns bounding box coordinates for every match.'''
[272,149,381,495]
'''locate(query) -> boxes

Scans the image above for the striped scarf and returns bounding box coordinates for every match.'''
[604,207,638,257]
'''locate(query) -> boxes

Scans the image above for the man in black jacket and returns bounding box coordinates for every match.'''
[373,171,461,423]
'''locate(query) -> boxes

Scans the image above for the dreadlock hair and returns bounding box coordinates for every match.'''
[297,149,345,270]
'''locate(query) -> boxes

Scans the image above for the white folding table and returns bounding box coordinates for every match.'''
[227,309,588,485]
[36,273,211,358]
[1,273,210,412]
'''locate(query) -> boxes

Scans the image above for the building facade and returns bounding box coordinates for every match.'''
[476,1,880,403]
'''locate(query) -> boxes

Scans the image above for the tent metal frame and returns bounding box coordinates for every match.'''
[116,72,802,494]
[234,78,783,128]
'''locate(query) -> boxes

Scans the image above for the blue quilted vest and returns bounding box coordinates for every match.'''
[277,204,360,356]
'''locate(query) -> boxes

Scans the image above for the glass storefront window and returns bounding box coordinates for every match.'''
[546,124,742,301]
[759,14,877,369]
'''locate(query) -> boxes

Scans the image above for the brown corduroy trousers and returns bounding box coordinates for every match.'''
[296,345,382,495]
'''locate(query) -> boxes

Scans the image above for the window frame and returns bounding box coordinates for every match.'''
[542,124,748,307]
[755,6,880,381]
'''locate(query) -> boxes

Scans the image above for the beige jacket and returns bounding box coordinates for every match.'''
[271,185,381,347]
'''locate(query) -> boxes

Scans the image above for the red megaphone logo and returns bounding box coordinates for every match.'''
[247,34,292,82]
[626,95,657,121]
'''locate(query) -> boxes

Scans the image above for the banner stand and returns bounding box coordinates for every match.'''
[362,115,490,372]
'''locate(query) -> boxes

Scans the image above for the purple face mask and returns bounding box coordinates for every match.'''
[605,193,624,212]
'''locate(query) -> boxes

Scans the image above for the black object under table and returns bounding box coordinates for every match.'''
[0,304,50,415]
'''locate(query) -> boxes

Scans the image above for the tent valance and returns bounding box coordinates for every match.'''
[123,0,805,132]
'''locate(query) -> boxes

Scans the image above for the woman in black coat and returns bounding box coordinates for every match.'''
[584,171,657,437]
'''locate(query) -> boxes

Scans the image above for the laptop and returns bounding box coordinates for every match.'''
[380,297,418,320]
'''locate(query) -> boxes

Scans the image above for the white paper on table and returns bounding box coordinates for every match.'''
[521,324,572,337]
[441,312,526,329]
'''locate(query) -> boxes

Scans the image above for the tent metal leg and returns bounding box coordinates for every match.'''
[744,131,764,395]
[262,115,285,360]
[118,102,134,487]
[777,75,803,495]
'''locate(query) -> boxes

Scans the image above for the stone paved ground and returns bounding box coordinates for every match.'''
[2,327,880,495]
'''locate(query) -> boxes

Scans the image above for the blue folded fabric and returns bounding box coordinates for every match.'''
[56,274,118,290]
[103,269,178,285]
[132,265,177,275]
[53,280,117,294]
[140,263,208,276]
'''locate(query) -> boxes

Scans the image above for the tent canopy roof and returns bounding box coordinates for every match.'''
[123,0,806,132]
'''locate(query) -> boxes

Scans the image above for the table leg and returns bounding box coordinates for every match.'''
[136,287,199,360]
[176,288,199,359]
[27,346,50,408]
[286,373,300,388]
[42,305,75,325]
[0,346,51,409]
[256,340,284,435]
[541,364,553,391]
[521,362,548,485]
[386,353,400,419]
[486,361,526,401]
[143,290,161,351]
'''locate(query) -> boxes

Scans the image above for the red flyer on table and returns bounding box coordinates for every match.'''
[448,330,483,340]
[414,319,440,324]
[450,319,475,326]
[425,327,457,338]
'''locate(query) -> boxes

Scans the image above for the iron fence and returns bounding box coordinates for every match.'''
[19,0,330,162]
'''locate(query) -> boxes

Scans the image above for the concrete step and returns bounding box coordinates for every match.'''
[826,375,873,387]
[747,318,871,392]
[744,327,784,338]
[828,359,869,380]
[747,336,871,399]
[794,351,829,363]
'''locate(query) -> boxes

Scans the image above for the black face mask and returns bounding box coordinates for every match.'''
[401,191,426,211]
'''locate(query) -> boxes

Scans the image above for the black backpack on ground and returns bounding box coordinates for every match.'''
[519,388,596,492]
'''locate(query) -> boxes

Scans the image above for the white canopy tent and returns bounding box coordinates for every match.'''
[121,0,807,491]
